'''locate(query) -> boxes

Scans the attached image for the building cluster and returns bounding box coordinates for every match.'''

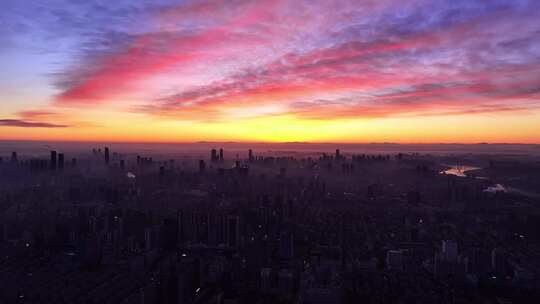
[0,147,539,303]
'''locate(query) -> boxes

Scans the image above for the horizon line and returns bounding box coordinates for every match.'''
[0,139,539,146]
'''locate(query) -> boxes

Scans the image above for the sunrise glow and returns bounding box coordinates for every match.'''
[1,0,540,143]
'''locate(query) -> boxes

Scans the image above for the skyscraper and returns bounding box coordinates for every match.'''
[386,250,404,270]
[159,166,165,177]
[58,153,64,170]
[227,215,240,248]
[50,150,57,170]
[177,210,184,244]
[261,268,271,292]
[335,149,341,160]
[199,160,206,172]
[104,147,110,164]
[442,240,458,262]
[279,232,294,259]
[219,148,224,162]
[248,149,253,162]
[211,149,218,162]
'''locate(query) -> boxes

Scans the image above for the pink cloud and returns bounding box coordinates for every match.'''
[55,0,283,105]
[50,0,540,124]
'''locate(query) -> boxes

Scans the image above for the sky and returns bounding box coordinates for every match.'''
[1,0,539,143]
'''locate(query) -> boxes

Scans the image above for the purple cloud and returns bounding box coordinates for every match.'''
[0,119,69,128]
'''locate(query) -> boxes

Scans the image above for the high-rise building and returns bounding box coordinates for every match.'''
[161,218,177,251]
[335,149,341,160]
[159,166,165,177]
[11,152,17,163]
[177,210,184,244]
[144,227,154,251]
[58,153,64,170]
[211,149,218,162]
[442,240,458,262]
[386,250,403,270]
[278,269,294,295]
[279,232,294,259]
[491,248,507,275]
[104,147,110,164]
[50,150,57,170]
[199,160,206,173]
[261,268,272,293]
[227,215,240,248]
[469,248,491,275]
[120,159,125,169]
[219,148,224,162]
[248,149,253,162]
[71,158,77,167]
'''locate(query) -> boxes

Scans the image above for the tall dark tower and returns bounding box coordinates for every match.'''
[335,149,341,160]
[248,149,253,162]
[104,147,110,164]
[120,159,125,170]
[219,148,224,162]
[227,215,240,248]
[50,150,57,170]
[58,153,64,170]
[211,149,218,162]
[11,152,17,163]
[199,160,206,172]
[177,210,184,244]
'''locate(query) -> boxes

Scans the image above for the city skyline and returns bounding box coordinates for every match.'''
[2,0,540,143]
